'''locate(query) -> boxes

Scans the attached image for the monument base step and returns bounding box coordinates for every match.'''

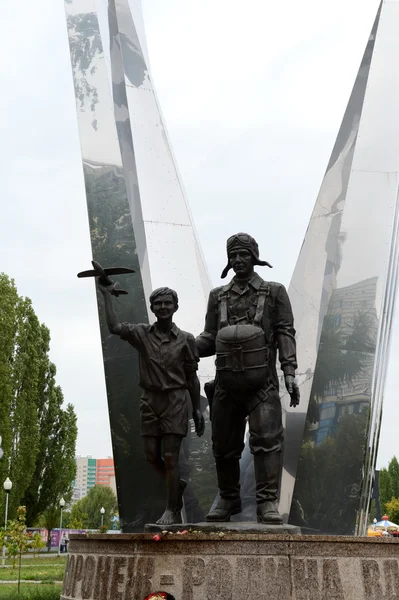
[61,532,399,599]
[145,520,301,535]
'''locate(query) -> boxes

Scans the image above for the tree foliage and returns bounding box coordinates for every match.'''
[388,456,399,498]
[38,506,61,545]
[0,274,77,525]
[30,531,46,558]
[379,468,393,512]
[0,506,31,568]
[22,388,77,525]
[384,497,399,524]
[69,502,87,530]
[70,486,118,530]
[378,456,399,521]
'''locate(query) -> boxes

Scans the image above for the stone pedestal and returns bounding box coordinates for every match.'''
[61,532,399,600]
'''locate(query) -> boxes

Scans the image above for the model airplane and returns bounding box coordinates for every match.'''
[77,260,135,297]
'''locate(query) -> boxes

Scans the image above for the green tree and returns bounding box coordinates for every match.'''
[3,506,31,569]
[8,298,44,519]
[22,379,77,524]
[69,501,88,530]
[379,468,393,512]
[0,275,18,501]
[0,273,77,525]
[75,486,118,530]
[30,531,46,559]
[388,456,399,498]
[61,510,72,529]
[384,497,399,524]
[38,506,61,549]
[5,506,32,593]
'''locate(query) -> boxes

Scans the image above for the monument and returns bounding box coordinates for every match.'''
[78,240,300,531]
[63,0,399,598]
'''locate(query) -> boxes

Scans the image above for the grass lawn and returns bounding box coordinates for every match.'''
[3,556,66,568]
[0,557,65,598]
[0,583,62,599]
[0,564,64,581]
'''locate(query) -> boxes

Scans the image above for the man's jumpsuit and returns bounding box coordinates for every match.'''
[196,272,297,519]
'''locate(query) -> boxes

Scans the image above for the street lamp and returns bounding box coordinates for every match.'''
[58,498,65,556]
[2,478,12,566]
[100,507,105,528]
[3,478,12,529]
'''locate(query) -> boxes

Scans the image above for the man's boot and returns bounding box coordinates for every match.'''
[254,451,283,524]
[206,459,242,522]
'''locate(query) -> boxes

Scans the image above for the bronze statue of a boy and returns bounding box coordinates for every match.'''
[99,282,205,525]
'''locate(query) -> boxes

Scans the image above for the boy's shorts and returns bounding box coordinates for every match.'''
[140,388,189,437]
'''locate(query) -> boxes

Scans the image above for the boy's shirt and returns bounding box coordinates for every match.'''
[120,322,199,392]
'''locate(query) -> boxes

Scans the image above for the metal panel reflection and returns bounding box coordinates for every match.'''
[111,0,212,353]
[284,1,399,535]
[110,0,217,517]
[64,0,161,530]
[65,0,215,529]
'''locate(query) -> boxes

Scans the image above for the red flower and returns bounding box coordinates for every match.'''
[152,534,162,542]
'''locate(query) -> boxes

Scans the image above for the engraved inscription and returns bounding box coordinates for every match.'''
[383,560,399,598]
[292,559,320,600]
[134,557,155,600]
[234,557,263,600]
[93,556,112,600]
[60,552,399,600]
[234,557,290,600]
[322,559,344,600]
[362,559,399,599]
[72,555,84,599]
[81,555,96,600]
[206,557,232,600]
[182,558,206,600]
[111,557,127,600]
[64,555,75,597]
[124,557,136,600]
[263,557,290,599]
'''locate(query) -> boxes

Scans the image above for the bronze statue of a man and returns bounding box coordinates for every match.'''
[99,283,205,525]
[196,233,299,524]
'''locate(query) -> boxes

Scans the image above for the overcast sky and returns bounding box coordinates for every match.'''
[1,0,395,468]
